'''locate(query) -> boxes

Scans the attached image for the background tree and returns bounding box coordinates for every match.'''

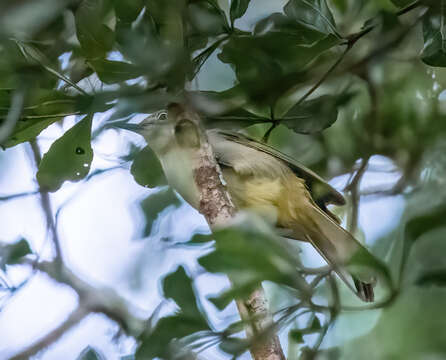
[1,0,446,359]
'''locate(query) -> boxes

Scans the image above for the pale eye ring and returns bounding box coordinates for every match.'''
[156,110,168,121]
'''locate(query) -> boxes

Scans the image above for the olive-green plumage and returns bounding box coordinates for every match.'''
[132,112,376,302]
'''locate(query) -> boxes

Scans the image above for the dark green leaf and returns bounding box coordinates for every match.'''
[230,0,251,25]
[2,117,58,149]
[1,90,98,148]
[253,12,327,44]
[163,266,205,319]
[140,187,181,237]
[76,346,105,360]
[208,281,259,310]
[0,239,32,270]
[136,315,208,359]
[219,337,249,356]
[289,329,304,343]
[120,356,135,360]
[309,316,322,331]
[187,86,246,116]
[36,114,93,192]
[187,1,229,36]
[113,0,144,23]
[390,0,415,7]
[284,0,339,37]
[219,32,340,104]
[280,93,354,134]
[187,233,213,245]
[416,270,446,287]
[421,6,446,67]
[75,0,114,59]
[88,59,141,84]
[401,203,446,281]
[110,89,174,121]
[197,214,309,295]
[130,146,167,188]
[204,107,269,129]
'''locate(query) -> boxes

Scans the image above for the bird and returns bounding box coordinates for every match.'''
[117,107,377,302]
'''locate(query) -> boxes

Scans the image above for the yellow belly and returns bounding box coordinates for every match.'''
[222,166,316,236]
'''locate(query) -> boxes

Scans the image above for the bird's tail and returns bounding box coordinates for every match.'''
[297,204,377,302]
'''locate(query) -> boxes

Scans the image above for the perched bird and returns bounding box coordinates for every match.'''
[119,108,377,302]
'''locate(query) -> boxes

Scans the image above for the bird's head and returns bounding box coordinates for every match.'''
[112,110,174,155]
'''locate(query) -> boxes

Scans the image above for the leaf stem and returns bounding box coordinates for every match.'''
[261,0,423,141]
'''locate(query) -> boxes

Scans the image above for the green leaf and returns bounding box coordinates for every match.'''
[208,281,259,310]
[401,203,446,281]
[113,0,144,23]
[163,266,205,319]
[421,5,446,67]
[280,93,354,134]
[416,270,446,287]
[186,233,213,245]
[219,32,340,105]
[219,337,249,356]
[197,213,309,296]
[2,117,58,149]
[230,0,251,25]
[120,356,135,360]
[139,187,181,237]
[136,265,210,358]
[130,146,167,188]
[75,0,115,59]
[253,13,328,44]
[204,107,269,129]
[0,238,32,270]
[1,89,99,148]
[309,316,322,331]
[136,315,208,359]
[284,0,339,37]
[76,346,105,360]
[187,0,230,36]
[36,114,93,192]
[390,0,415,7]
[289,329,304,343]
[88,59,141,84]
[110,89,174,121]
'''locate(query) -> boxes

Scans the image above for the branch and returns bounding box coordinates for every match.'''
[0,190,39,202]
[345,156,370,234]
[261,0,423,142]
[9,306,89,360]
[7,257,147,359]
[29,141,63,261]
[168,103,285,360]
[0,89,26,145]
[31,260,146,335]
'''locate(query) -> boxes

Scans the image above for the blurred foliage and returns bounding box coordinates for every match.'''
[0,238,32,270]
[3,0,446,359]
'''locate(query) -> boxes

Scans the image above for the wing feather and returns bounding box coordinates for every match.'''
[213,130,345,207]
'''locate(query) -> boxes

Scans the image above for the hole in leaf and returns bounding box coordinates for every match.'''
[75,147,85,155]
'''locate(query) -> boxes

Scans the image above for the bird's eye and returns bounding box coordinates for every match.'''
[157,110,168,121]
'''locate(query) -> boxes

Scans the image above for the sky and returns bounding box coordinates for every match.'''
[0,119,404,359]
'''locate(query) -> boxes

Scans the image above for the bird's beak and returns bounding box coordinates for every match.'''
[106,119,150,134]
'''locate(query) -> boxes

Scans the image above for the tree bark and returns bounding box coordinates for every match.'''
[168,103,286,360]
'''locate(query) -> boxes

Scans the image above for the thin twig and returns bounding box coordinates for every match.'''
[396,0,423,16]
[0,190,39,202]
[9,306,89,360]
[261,0,423,142]
[345,156,370,234]
[29,141,63,261]
[0,89,26,145]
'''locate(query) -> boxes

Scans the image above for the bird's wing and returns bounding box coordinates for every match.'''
[214,130,345,207]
